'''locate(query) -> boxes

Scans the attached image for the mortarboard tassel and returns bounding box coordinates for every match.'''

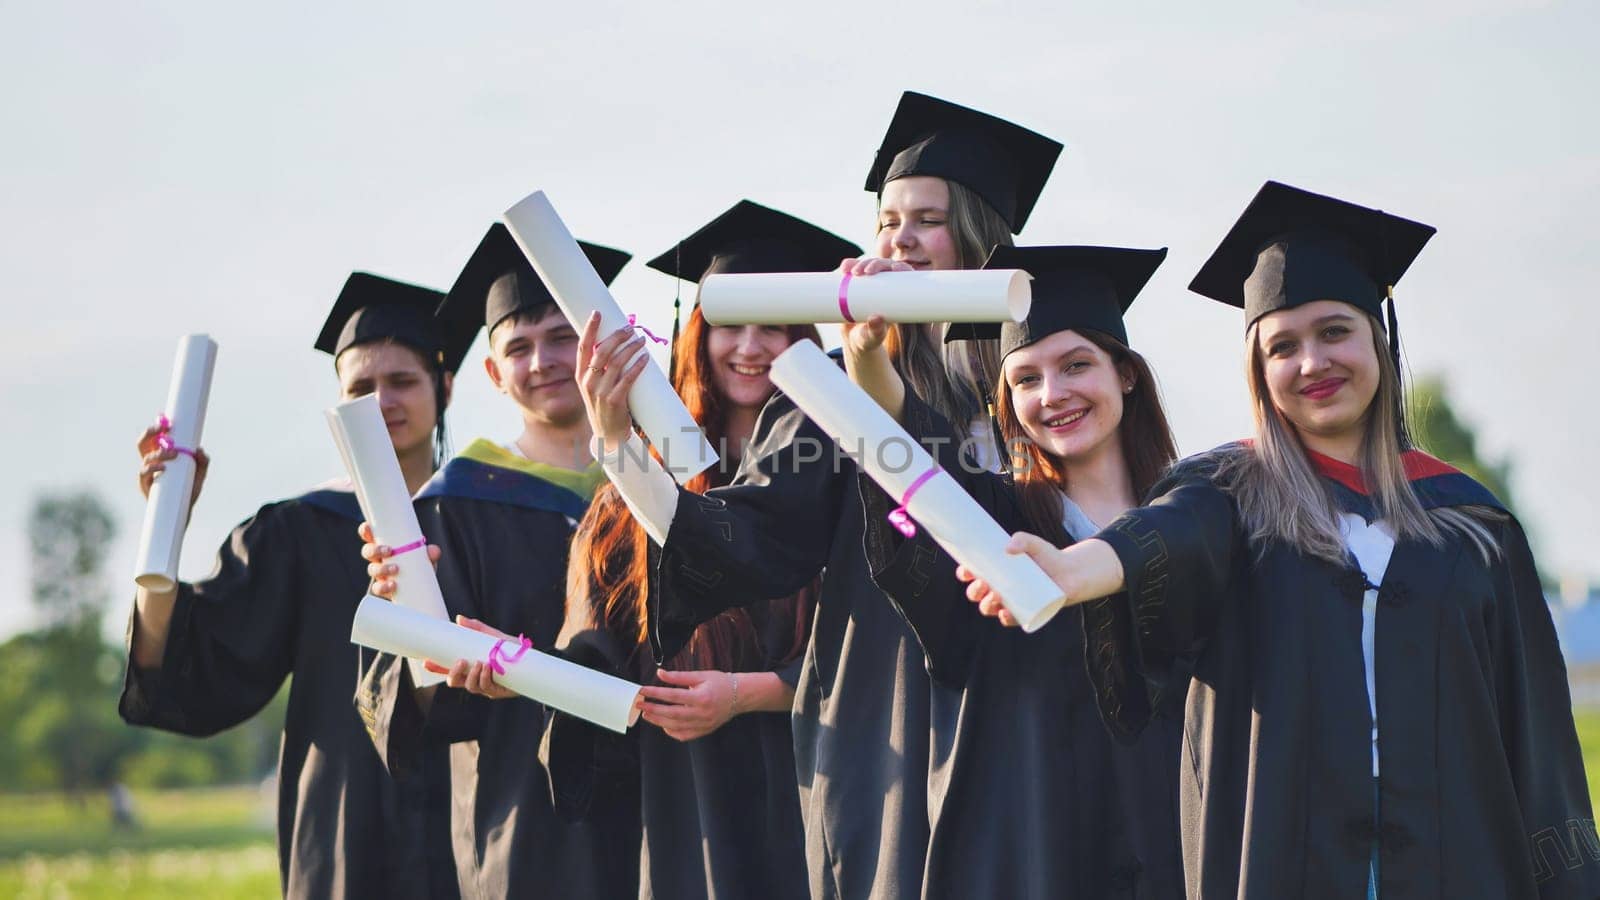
[669,242,683,385]
[1385,285,1412,449]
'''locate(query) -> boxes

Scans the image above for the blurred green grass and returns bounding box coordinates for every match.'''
[0,785,276,898]
[5,712,1600,897]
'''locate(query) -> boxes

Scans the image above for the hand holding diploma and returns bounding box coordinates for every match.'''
[771,340,1070,631]
[349,596,643,733]
[501,190,715,479]
[359,521,442,599]
[136,426,210,515]
[134,334,218,591]
[955,533,1131,628]
[427,616,526,702]
[577,311,654,455]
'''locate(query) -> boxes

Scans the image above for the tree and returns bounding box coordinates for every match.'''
[1408,375,1519,514]
[20,491,124,795]
[1,490,288,795]
[28,492,117,630]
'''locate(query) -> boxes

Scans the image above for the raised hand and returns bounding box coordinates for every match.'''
[576,311,650,455]
[136,424,209,507]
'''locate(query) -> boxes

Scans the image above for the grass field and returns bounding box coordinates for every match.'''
[0,786,277,898]
[6,710,1600,896]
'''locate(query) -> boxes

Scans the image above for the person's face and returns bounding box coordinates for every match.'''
[706,324,792,413]
[486,307,584,426]
[1003,329,1130,465]
[337,342,441,455]
[1255,300,1380,447]
[874,176,960,271]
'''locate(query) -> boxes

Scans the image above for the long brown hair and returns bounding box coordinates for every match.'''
[994,331,1178,543]
[566,305,820,673]
[1219,311,1501,564]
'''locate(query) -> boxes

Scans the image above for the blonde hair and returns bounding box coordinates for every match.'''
[1218,311,1502,564]
[881,177,1012,425]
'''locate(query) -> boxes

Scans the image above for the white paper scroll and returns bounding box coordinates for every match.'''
[698,269,1032,326]
[134,334,219,592]
[770,340,1067,632]
[501,191,716,480]
[325,394,449,685]
[350,596,642,734]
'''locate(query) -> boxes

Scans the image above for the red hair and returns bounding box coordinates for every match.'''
[567,305,820,673]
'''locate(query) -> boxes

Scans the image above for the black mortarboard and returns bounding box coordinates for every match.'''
[1188,181,1436,328]
[439,223,630,340]
[864,92,1063,233]
[645,200,862,284]
[314,272,471,373]
[946,246,1167,356]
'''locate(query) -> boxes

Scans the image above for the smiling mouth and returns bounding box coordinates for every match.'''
[1042,409,1089,429]
[730,364,769,377]
[529,378,573,392]
[1300,378,1345,399]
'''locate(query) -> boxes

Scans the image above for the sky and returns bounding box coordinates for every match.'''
[0,0,1595,639]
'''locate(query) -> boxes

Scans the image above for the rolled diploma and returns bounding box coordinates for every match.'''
[351,596,642,733]
[501,191,716,480]
[770,340,1067,632]
[325,415,375,524]
[134,334,219,592]
[698,268,1031,325]
[325,394,449,685]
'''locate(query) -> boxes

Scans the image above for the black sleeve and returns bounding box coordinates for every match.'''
[1081,454,1243,740]
[649,390,849,662]
[1491,520,1600,897]
[858,388,1003,686]
[539,624,640,823]
[119,504,300,736]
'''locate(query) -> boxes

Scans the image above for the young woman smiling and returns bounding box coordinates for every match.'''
[841,245,1185,899]
[586,93,1063,900]
[530,200,845,900]
[959,182,1599,900]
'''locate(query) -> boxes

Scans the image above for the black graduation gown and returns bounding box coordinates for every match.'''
[1086,444,1600,899]
[854,395,1184,900]
[542,541,810,900]
[360,441,640,900]
[119,486,457,900]
[647,389,935,900]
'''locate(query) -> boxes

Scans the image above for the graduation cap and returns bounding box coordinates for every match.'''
[1191,180,1436,446]
[314,272,471,373]
[647,200,861,381]
[1189,180,1435,329]
[947,245,1167,356]
[864,91,1063,233]
[645,200,862,284]
[439,222,631,341]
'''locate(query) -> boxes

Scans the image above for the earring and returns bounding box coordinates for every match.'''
[1122,383,1133,394]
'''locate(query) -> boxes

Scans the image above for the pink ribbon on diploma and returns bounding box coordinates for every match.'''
[487,634,533,676]
[153,414,198,459]
[627,314,669,346]
[388,538,428,556]
[887,467,942,538]
[838,271,856,322]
